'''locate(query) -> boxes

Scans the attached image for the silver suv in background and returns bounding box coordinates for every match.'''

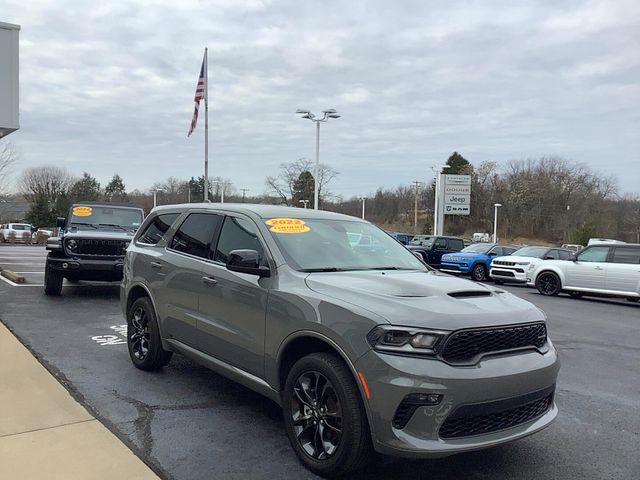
[121,204,560,477]
[529,243,640,302]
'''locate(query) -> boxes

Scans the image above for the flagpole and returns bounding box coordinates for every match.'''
[203,47,209,202]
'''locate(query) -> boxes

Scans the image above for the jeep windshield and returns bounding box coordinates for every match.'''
[460,243,493,254]
[266,218,426,272]
[512,246,548,258]
[69,206,143,231]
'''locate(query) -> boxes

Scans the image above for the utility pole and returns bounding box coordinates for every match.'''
[412,181,422,234]
[240,188,249,202]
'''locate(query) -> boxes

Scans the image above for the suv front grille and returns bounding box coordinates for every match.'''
[440,323,547,364]
[68,239,126,257]
[439,386,554,439]
[493,260,516,266]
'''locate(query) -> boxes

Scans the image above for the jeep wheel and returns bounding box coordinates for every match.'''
[471,264,488,282]
[127,297,172,370]
[44,263,63,296]
[536,271,561,296]
[283,353,372,477]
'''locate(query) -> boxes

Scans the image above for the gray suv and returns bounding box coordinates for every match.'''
[121,204,560,477]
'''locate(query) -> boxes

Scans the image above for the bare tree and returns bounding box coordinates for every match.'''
[20,165,75,203]
[265,158,338,206]
[0,142,18,196]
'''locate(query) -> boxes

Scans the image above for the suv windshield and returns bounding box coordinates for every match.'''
[512,246,548,257]
[410,235,434,246]
[69,205,143,231]
[10,224,31,230]
[266,218,426,271]
[461,243,493,254]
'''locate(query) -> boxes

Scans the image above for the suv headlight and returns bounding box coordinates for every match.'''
[66,239,78,251]
[367,326,448,355]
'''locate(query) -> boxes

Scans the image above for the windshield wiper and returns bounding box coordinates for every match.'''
[97,223,128,231]
[70,222,97,229]
[366,267,417,271]
[299,267,350,273]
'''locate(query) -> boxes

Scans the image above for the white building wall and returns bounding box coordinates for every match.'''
[0,22,20,138]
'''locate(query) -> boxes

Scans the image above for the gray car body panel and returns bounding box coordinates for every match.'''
[121,203,560,458]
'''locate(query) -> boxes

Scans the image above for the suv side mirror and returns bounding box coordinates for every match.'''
[56,217,66,228]
[226,249,271,277]
[488,252,497,256]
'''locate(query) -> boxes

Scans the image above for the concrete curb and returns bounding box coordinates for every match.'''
[0,269,26,284]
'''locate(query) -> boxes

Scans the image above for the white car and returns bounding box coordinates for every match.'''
[490,246,574,284]
[0,223,33,243]
[528,243,640,303]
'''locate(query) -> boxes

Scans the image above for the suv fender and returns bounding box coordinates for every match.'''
[274,330,376,436]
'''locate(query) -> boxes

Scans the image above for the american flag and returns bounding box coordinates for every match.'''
[188,55,206,136]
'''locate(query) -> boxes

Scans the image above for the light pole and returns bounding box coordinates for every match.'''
[298,199,309,209]
[493,203,503,243]
[152,188,164,208]
[211,181,225,203]
[360,197,366,219]
[432,165,450,235]
[296,109,340,210]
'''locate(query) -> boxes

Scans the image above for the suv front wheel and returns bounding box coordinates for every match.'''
[283,352,372,477]
[127,297,172,370]
[536,271,562,296]
[44,261,63,296]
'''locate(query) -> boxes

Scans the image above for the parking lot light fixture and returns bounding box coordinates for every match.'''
[360,197,366,219]
[493,203,503,243]
[296,109,340,210]
[151,188,164,208]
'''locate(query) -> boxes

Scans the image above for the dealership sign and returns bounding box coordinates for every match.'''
[443,174,471,215]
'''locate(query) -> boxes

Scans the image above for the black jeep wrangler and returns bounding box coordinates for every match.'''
[44,203,144,295]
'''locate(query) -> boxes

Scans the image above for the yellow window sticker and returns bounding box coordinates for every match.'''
[72,206,93,217]
[265,218,310,234]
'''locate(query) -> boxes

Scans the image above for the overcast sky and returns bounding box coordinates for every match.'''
[3,0,639,198]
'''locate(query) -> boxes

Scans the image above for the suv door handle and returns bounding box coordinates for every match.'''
[151,262,163,269]
[594,266,604,270]
[202,276,218,286]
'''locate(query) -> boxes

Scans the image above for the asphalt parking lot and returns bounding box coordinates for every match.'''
[0,244,639,480]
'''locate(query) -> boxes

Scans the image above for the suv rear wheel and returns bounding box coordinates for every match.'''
[44,262,63,296]
[283,352,372,477]
[127,297,172,370]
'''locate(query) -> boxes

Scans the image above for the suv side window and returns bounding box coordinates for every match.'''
[449,239,464,250]
[546,249,560,260]
[611,247,640,264]
[170,213,223,259]
[557,250,573,260]
[434,238,447,250]
[490,246,503,256]
[138,213,179,245]
[214,216,265,265]
[577,246,609,262]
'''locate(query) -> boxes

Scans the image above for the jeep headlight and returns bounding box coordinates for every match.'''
[67,239,78,251]
[367,326,447,355]
[516,261,530,266]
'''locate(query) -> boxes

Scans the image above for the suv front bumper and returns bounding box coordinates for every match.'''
[47,255,124,279]
[355,343,560,458]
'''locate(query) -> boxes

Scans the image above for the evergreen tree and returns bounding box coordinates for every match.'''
[104,174,128,202]
[292,171,315,208]
[69,172,101,202]
[445,152,473,175]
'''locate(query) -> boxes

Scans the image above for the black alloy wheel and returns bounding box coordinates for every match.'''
[283,353,372,477]
[130,306,150,362]
[536,271,561,296]
[472,264,487,282]
[291,370,343,460]
[127,297,172,370]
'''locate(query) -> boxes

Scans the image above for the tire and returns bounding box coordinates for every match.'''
[627,297,639,303]
[471,264,488,282]
[44,262,63,296]
[536,271,561,296]
[283,352,372,477]
[127,297,172,371]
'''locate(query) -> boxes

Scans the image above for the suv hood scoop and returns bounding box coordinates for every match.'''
[304,270,543,329]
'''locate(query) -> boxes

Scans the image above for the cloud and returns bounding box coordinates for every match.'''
[1,0,639,197]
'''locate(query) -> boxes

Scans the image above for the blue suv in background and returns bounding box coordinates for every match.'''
[440,243,518,281]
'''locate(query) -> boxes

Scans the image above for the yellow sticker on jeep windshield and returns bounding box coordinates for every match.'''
[265,218,310,234]
[72,206,93,217]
